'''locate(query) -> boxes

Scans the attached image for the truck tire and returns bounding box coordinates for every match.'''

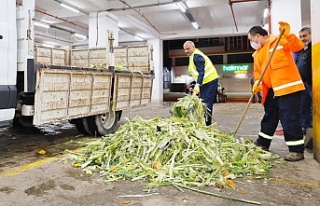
[73,118,92,135]
[87,111,119,136]
[18,116,34,127]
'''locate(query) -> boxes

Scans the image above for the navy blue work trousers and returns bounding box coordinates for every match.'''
[257,89,304,153]
[199,79,218,126]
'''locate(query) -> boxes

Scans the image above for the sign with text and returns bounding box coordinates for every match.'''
[221,64,250,73]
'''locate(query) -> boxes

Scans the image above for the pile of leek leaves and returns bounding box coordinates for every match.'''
[66,95,278,200]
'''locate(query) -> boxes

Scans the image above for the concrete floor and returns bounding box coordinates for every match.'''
[0,102,319,206]
[163,92,250,102]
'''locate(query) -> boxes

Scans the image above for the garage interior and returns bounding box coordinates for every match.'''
[1,0,320,206]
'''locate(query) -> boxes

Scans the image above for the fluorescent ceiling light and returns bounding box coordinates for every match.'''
[41,19,56,24]
[60,3,80,13]
[34,21,50,29]
[176,1,187,13]
[134,36,143,41]
[263,8,268,18]
[73,33,87,39]
[42,43,54,48]
[191,22,200,30]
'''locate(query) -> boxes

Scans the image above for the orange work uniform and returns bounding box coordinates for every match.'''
[253,33,305,153]
[253,34,305,104]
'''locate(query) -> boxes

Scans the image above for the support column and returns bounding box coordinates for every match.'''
[88,12,119,48]
[311,0,320,162]
[270,0,302,35]
[148,39,163,103]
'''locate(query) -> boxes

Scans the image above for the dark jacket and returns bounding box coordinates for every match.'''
[294,42,312,85]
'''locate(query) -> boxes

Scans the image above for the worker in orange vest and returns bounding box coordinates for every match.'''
[249,22,305,161]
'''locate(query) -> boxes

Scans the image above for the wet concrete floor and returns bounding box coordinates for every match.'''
[0,102,319,206]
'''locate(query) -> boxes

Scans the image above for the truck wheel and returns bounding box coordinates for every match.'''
[73,118,92,135]
[19,116,34,127]
[87,111,119,136]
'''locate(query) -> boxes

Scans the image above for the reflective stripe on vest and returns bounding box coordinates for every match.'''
[273,80,304,91]
[269,45,284,52]
[268,44,304,95]
[188,49,218,85]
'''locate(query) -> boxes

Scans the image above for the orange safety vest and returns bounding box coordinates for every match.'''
[252,34,305,104]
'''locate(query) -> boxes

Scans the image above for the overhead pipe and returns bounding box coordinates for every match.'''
[35,9,88,30]
[16,1,88,31]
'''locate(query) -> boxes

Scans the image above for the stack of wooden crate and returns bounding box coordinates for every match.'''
[70,48,108,69]
[114,44,152,73]
[34,46,67,66]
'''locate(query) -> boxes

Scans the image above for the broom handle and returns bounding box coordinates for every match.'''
[233,28,286,135]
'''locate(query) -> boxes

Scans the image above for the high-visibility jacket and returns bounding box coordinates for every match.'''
[253,34,305,104]
[188,49,218,85]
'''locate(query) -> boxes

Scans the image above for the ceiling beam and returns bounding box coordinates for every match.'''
[86,0,109,10]
[117,0,159,33]
[123,15,160,38]
[228,0,264,32]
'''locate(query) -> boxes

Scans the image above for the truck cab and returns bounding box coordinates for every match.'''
[0,0,18,128]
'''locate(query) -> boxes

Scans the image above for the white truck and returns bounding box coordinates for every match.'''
[0,0,154,135]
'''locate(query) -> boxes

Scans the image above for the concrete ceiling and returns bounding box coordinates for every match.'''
[33,0,310,47]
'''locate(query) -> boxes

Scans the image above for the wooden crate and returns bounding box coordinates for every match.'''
[89,48,108,69]
[141,77,153,105]
[70,49,89,67]
[33,69,113,125]
[114,44,153,73]
[36,56,51,65]
[114,46,127,57]
[70,48,108,69]
[52,49,66,66]
[34,46,52,66]
[52,49,65,59]
[127,45,151,73]
[114,46,127,68]
[35,47,67,66]
[114,73,153,110]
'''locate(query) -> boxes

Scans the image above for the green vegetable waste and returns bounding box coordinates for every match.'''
[171,94,208,124]
[65,95,279,204]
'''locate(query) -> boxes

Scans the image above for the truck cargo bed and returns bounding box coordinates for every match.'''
[33,68,153,125]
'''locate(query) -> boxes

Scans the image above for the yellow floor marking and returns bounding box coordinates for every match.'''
[0,157,58,179]
[268,177,320,188]
[0,147,84,179]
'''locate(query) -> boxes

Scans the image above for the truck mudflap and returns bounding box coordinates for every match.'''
[33,68,112,125]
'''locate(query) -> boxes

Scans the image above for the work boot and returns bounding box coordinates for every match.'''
[284,152,304,161]
[254,140,269,151]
